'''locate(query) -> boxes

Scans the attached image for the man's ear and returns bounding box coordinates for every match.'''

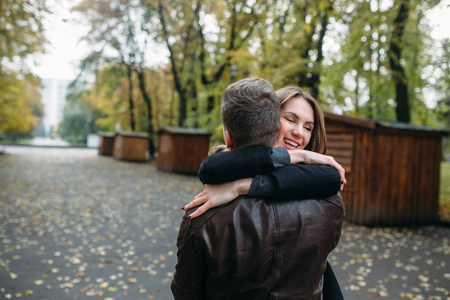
[276,121,284,146]
[225,130,233,149]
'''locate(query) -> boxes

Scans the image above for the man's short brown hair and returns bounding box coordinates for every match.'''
[221,77,280,148]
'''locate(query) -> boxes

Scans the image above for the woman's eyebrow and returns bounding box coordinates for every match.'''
[283,111,298,118]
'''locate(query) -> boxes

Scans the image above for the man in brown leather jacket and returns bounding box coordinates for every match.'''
[171,77,344,299]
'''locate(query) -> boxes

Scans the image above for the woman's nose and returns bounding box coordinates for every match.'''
[292,127,304,138]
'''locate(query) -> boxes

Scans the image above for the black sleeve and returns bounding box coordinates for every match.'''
[323,261,344,300]
[198,146,290,184]
[198,145,340,200]
[250,164,341,199]
[268,164,341,199]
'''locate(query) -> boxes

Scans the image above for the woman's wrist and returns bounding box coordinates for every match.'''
[235,178,253,195]
[288,149,307,164]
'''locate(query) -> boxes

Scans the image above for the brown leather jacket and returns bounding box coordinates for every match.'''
[171,194,344,300]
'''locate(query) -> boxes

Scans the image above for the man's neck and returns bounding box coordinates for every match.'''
[231,143,277,151]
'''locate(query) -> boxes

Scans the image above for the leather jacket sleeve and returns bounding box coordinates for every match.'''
[171,216,209,300]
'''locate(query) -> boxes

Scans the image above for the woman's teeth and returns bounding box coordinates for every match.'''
[284,139,299,148]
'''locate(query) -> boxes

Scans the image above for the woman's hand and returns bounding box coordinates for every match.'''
[182,178,252,219]
[288,149,347,191]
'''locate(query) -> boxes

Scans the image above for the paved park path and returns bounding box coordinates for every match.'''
[0,146,449,300]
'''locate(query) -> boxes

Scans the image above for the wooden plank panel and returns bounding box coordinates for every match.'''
[397,135,414,224]
[98,134,115,156]
[373,134,394,225]
[418,139,431,222]
[325,115,447,226]
[411,136,422,224]
[431,139,442,221]
[340,133,358,223]
[426,138,441,223]
[356,132,366,224]
[401,136,416,224]
[411,139,425,223]
[326,156,352,164]
[417,138,426,222]
[346,134,358,222]
[326,149,353,157]
[325,122,355,133]
[410,136,422,224]
[113,134,148,162]
[328,135,355,143]
[427,138,439,223]
[166,134,210,174]
[390,135,404,225]
[416,138,433,223]
[357,132,370,224]
[327,134,355,174]
[425,139,436,222]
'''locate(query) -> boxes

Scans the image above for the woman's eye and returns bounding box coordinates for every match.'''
[285,117,294,123]
[305,127,312,132]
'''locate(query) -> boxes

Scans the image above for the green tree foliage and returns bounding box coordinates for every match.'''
[254,0,335,96]
[0,72,43,134]
[71,60,174,143]
[69,0,448,149]
[57,99,91,144]
[321,0,396,118]
[142,0,263,130]
[433,38,450,128]
[73,0,158,158]
[320,0,442,125]
[0,0,47,135]
[72,62,130,133]
[0,0,47,63]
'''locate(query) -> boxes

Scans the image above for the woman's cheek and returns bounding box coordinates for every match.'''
[277,119,289,147]
[304,132,312,146]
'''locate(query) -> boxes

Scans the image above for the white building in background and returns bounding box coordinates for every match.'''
[40,78,71,137]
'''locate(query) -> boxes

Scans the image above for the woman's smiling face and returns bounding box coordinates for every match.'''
[277,96,314,150]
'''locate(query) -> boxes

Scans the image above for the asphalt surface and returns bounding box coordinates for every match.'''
[0,146,449,300]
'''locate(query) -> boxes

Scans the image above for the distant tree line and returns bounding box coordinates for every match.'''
[0,0,47,140]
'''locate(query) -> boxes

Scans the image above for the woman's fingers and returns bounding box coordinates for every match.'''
[187,202,211,219]
[182,182,242,219]
[335,164,347,191]
[329,159,346,191]
[182,195,206,211]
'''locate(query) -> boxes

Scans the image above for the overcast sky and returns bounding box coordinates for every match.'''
[32,0,169,80]
[32,1,450,81]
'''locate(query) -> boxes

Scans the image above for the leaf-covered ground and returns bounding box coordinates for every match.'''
[0,146,448,300]
[439,162,450,223]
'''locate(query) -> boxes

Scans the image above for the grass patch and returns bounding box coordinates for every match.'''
[440,162,450,221]
[441,162,450,204]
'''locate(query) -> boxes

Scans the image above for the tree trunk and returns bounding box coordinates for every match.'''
[158,0,188,127]
[136,68,156,160]
[125,63,136,131]
[197,0,256,112]
[389,0,410,123]
[296,0,333,97]
[187,79,199,127]
[355,75,360,114]
[207,96,215,113]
